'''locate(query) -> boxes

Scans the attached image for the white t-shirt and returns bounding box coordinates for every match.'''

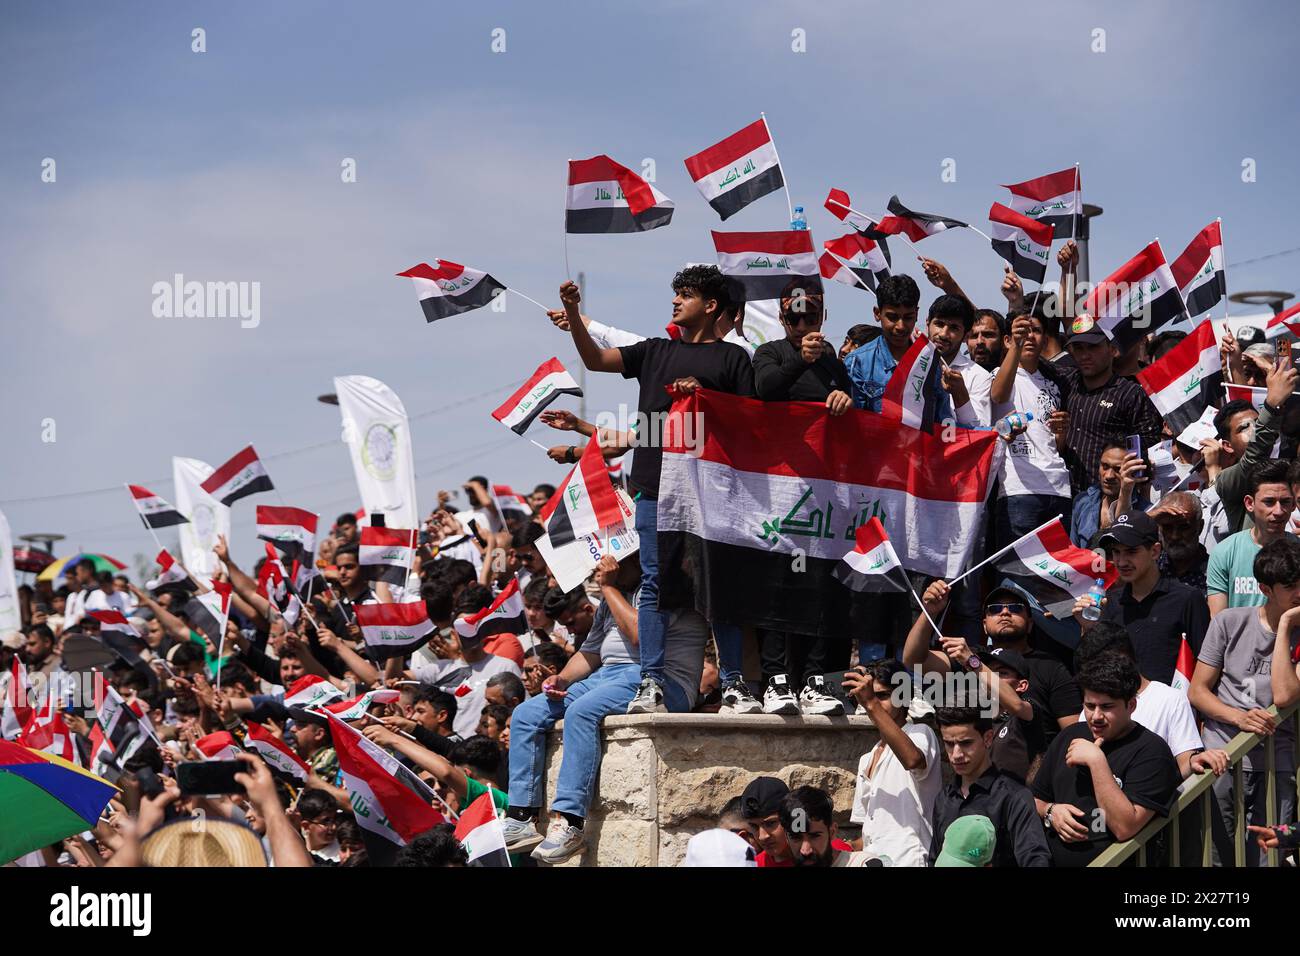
[412,653,523,739]
[950,352,994,428]
[993,366,1071,499]
[1077,679,1202,758]
[849,722,942,867]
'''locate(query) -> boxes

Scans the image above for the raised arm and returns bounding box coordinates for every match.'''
[992,314,1030,405]
[214,534,272,620]
[901,580,955,673]
[562,281,624,373]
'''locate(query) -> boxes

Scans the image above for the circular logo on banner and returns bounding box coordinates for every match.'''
[362,423,398,481]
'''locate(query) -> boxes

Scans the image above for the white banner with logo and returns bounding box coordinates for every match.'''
[0,509,21,638]
[173,457,230,578]
[335,375,419,531]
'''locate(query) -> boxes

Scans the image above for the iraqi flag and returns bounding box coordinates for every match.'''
[833,518,909,593]
[684,117,784,221]
[359,526,416,585]
[146,549,191,591]
[824,187,891,238]
[397,260,507,323]
[255,506,318,561]
[195,731,243,761]
[712,229,822,303]
[20,697,76,764]
[244,721,310,781]
[320,688,401,722]
[820,232,891,294]
[454,791,511,867]
[184,581,232,647]
[354,601,435,660]
[127,484,189,529]
[491,357,583,435]
[539,435,624,548]
[283,674,346,710]
[1001,166,1081,237]
[566,155,674,233]
[1,657,32,741]
[200,445,274,506]
[86,609,146,666]
[1263,303,1300,340]
[1135,321,1223,435]
[1079,241,1186,351]
[873,195,968,242]
[95,685,151,765]
[325,712,446,866]
[997,518,1117,619]
[656,389,1000,638]
[1169,635,1196,694]
[1170,221,1227,319]
[493,485,532,520]
[881,334,945,432]
[988,203,1054,284]
[455,577,527,641]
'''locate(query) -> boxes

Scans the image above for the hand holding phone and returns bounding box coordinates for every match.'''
[177,760,246,796]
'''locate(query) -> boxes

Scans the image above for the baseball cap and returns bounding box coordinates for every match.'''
[682,828,758,867]
[986,646,1029,679]
[985,581,1034,609]
[1235,324,1266,349]
[740,776,789,819]
[934,814,997,867]
[1098,510,1159,548]
[1064,313,1109,346]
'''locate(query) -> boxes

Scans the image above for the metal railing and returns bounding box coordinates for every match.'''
[1091,700,1300,867]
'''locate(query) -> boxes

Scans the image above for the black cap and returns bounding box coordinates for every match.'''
[986,646,1029,678]
[1234,324,1266,349]
[1064,313,1109,346]
[1098,510,1158,548]
[740,776,789,819]
[985,581,1034,609]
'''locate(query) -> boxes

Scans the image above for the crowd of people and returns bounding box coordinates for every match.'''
[5,237,1300,869]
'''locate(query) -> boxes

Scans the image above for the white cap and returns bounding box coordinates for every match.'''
[682,829,757,867]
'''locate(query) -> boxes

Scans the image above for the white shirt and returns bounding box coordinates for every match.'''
[85,588,132,618]
[992,365,1071,499]
[949,351,994,428]
[1079,679,1202,759]
[849,722,942,867]
[411,653,523,739]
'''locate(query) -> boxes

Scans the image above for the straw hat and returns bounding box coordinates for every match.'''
[140,817,267,867]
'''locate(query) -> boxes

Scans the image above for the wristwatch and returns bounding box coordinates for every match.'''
[1044,804,1055,830]
[966,655,982,672]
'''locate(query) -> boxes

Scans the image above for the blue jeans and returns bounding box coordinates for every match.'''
[507,663,642,818]
[636,495,746,687]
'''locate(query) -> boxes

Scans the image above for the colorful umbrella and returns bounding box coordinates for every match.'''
[0,740,118,863]
[12,548,55,574]
[36,552,128,583]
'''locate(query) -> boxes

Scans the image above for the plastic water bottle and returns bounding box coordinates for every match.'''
[790,205,807,230]
[1082,578,1105,621]
[994,411,1034,441]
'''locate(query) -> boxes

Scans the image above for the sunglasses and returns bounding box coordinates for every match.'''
[985,603,1026,616]
[781,312,825,327]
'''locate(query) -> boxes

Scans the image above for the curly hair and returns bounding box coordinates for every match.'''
[671,264,733,312]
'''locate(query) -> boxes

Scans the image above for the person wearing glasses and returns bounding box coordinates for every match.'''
[903,580,1083,754]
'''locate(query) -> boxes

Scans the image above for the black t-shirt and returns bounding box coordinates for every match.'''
[990,709,1043,783]
[1019,648,1082,751]
[1098,575,1209,685]
[1030,721,1181,867]
[752,338,851,403]
[619,337,755,499]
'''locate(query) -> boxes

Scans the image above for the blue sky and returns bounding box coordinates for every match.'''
[2,0,1297,572]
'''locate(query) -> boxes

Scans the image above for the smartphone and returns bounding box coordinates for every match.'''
[1125,434,1146,480]
[177,760,246,796]
[1280,339,1292,363]
[135,766,166,799]
[371,513,386,528]
[468,518,487,548]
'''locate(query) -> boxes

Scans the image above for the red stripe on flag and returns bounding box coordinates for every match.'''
[578,435,624,528]
[1001,167,1079,201]
[128,485,155,499]
[495,357,567,416]
[202,445,262,492]
[684,118,772,181]
[989,202,1055,247]
[354,602,431,628]
[710,230,815,255]
[1135,321,1216,395]
[853,516,888,554]
[1170,221,1222,288]
[396,261,466,282]
[359,526,415,549]
[568,155,657,215]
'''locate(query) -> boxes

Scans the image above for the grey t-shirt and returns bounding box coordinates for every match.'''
[587,586,709,710]
[1198,606,1298,772]
[589,586,642,666]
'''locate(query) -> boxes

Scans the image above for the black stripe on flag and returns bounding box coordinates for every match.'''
[1184,271,1226,318]
[141,510,188,529]
[991,239,1048,285]
[565,205,674,234]
[419,275,507,322]
[1163,368,1224,436]
[708,165,784,221]
[1034,212,1083,238]
[1110,288,1186,353]
[729,271,823,304]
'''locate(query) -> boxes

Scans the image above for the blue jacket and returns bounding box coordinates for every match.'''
[844,336,953,419]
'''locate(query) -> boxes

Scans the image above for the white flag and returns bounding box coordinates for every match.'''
[335,375,419,531]
[0,510,21,639]
[173,457,231,579]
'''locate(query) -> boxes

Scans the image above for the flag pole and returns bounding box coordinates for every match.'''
[1217,218,1229,325]
[824,248,877,298]
[1154,236,1193,323]
[904,577,945,639]
[563,160,573,280]
[528,438,550,451]
[965,224,1014,269]
[825,196,925,259]
[505,288,552,313]
[126,483,168,557]
[760,113,795,225]
[946,513,1061,586]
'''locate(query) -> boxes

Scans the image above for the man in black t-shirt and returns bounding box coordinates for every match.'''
[1031,653,1181,866]
[562,267,757,715]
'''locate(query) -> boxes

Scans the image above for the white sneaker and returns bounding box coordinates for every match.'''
[762,674,801,715]
[499,816,544,852]
[799,675,845,716]
[720,680,762,715]
[531,818,585,863]
[626,677,666,714]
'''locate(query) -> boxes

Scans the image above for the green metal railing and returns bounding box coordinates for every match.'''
[1091,701,1300,867]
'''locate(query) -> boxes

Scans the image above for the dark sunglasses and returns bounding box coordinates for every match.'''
[985,603,1026,616]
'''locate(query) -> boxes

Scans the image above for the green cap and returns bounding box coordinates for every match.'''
[934,815,996,867]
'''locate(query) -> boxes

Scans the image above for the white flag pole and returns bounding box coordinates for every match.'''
[505,288,552,313]
[563,160,573,280]
[824,248,877,298]
[1217,218,1229,325]
[760,113,795,226]
[946,513,1061,587]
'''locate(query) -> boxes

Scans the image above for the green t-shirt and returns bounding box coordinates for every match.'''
[1206,531,1264,608]
[464,775,508,813]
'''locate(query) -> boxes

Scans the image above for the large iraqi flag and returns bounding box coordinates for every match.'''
[684,117,784,221]
[397,260,507,322]
[255,506,318,561]
[127,485,189,529]
[712,229,821,303]
[656,390,1001,638]
[566,155,674,233]
[538,435,624,548]
[1079,241,1185,351]
[1135,321,1223,435]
